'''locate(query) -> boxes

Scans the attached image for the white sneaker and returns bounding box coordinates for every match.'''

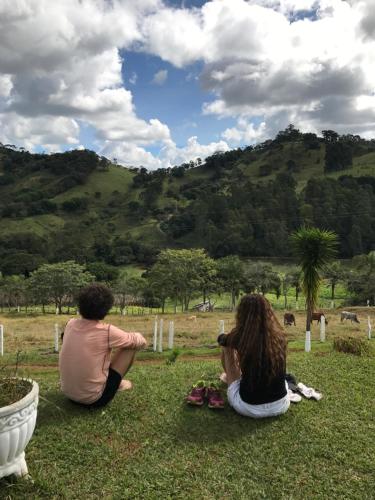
[297,382,322,401]
[288,389,302,403]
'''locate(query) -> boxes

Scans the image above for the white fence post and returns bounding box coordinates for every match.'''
[0,325,3,356]
[54,324,59,353]
[168,321,174,349]
[368,316,372,340]
[320,315,326,342]
[158,319,163,353]
[305,331,311,352]
[219,320,225,335]
[153,316,158,352]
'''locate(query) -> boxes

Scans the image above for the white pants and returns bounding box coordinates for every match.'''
[227,379,290,418]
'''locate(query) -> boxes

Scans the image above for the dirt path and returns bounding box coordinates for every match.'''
[13,353,222,372]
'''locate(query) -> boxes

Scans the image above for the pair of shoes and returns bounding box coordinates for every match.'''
[186,381,225,409]
[297,383,322,401]
[286,373,323,401]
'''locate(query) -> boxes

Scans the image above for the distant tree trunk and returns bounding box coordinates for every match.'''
[331,282,335,301]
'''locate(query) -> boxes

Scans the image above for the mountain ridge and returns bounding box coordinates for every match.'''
[0,126,374,274]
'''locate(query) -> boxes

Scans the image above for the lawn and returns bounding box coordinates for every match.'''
[1,342,374,499]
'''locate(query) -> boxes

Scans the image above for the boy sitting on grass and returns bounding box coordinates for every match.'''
[59,283,147,408]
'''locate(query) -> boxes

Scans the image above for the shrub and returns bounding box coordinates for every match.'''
[333,337,370,356]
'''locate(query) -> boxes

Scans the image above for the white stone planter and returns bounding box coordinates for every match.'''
[0,379,39,479]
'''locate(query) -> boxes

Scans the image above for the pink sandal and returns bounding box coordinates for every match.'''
[206,385,225,409]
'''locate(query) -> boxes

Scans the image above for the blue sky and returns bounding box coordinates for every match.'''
[121,51,235,148]
[1,0,375,169]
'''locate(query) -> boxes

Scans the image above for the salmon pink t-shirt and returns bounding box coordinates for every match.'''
[59,318,146,404]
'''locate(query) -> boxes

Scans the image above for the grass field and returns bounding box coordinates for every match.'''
[1,308,374,499]
[0,344,374,499]
[0,307,372,360]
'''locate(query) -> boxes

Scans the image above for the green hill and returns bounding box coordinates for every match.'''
[0,126,374,275]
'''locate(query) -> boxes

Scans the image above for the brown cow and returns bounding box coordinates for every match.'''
[283,313,296,326]
[311,312,328,325]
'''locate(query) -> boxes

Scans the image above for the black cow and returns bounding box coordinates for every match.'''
[284,313,296,326]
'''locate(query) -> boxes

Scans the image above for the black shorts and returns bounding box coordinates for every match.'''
[71,368,122,409]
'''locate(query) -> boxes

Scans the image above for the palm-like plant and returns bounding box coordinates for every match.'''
[291,227,338,351]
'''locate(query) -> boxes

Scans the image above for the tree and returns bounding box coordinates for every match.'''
[324,261,343,306]
[0,252,45,277]
[29,261,94,313]
[86,262,119,284]
[347,251,375,305]
[291,227,338,351]
[216,256,244,310]
[280,273,294,309]
[113,273,130,314]
[242,263,280,297]
[147,249,216,312]
[0,275,27,311]
[287,268,302,305]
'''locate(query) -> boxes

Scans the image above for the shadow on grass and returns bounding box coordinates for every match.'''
[174,403,278,444]
[36,390,108,428]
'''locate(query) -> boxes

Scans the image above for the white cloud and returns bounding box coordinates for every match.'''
[222,120,267,145]
[2,0,375,168]
[141,7,205,67]
[152,69,168,85]
[0,0,169,157]
[0,112,79,151]
[101,136,230,170]
[141,0,375,138]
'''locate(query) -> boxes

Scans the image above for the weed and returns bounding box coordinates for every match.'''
[333,336,371,356]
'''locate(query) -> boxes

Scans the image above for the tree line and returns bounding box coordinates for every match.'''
[0,249,373,314]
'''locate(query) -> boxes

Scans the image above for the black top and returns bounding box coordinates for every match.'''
[217,333,287,405]
[239,369,287,405]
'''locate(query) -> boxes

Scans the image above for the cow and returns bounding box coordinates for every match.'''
[283,313,296,326]
[340,311,360,323]
[311,312,328,324]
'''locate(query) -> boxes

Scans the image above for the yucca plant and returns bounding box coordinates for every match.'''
[291,227,338,351]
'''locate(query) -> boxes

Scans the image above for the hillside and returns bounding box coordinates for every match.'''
[0,126,374,274]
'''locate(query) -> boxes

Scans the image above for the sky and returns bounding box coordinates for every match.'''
[1,0,375,169]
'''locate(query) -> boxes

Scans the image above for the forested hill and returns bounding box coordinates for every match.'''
[0,125,375,275]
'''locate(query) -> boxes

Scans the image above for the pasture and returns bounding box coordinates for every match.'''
[0,307,372,359]
[1,309,374,499]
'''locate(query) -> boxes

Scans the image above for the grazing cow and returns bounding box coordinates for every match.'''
[283,313,296,326]
[340,311,360,323]
[311,312,328,324]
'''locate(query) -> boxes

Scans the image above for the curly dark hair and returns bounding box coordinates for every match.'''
[227,294,286,387]
[78,283,114,320]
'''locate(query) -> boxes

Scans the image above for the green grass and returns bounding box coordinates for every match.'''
[52,166,134,204]
[1,345,374,499]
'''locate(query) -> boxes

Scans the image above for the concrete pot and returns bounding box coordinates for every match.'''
[0,379,39,479]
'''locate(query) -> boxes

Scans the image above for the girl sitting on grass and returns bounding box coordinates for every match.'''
[59,283,147,408]
[218,294,290,418]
